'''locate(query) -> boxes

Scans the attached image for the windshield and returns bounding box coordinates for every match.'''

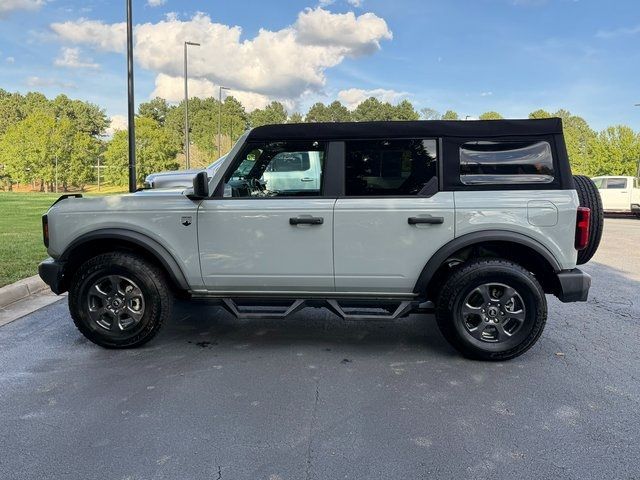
[207,156,226,171]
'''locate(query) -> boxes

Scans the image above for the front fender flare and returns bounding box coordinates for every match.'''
[60,228,190,291]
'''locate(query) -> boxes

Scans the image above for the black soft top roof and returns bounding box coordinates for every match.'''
[248,118,562,141]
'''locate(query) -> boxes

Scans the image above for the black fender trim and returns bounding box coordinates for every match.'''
[60,229,190,290]
[413,230,562,294]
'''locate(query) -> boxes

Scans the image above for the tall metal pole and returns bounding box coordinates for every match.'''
[218,86,229,159]
[126,0,136,193]
[184,41,200,170]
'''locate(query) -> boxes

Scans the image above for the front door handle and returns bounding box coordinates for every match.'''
[408,216,444,225]
[300,177,315,182]
[290,216,324,226]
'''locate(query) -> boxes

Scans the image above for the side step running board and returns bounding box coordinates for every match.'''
[216,298,432,321]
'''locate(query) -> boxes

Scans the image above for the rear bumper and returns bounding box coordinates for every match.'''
[38,257,66,295]
[555,268,591,303]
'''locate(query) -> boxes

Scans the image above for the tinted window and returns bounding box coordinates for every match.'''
[460,141,554,185]
[606,178,627,189]
[345,139,437,196]
[225,141,325,198]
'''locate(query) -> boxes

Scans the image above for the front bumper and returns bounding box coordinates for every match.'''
[555,268,591,303]
[38,257,66,295]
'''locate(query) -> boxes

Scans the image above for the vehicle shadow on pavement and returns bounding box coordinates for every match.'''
[157,300,458,358]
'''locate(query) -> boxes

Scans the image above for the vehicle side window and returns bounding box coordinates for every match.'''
[344,139,437,196]
[606,178,627,189]
[592,178,604,189]
[459,140,554,185]
[224,141,325,198]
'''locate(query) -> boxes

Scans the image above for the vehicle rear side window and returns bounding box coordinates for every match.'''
[605,178,627,189]
[459,140,554,185]
[345,139,437,196]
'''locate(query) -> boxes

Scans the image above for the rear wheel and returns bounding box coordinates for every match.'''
[68,252,172,348]
[436,258,547,361]
[573,175,603,265]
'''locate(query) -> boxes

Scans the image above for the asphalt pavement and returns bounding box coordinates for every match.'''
[1,217,639,480]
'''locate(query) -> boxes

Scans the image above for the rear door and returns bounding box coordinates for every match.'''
[333,138,454,294]
[601,177,631,211]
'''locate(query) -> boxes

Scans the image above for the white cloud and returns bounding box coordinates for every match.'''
[106,115,128,136]
[54,47,99,69]
[26,76,76,89]
[480,91,493,96]
[50,8,392,104]
[0,0,47,19]
[295,7,391,55]
[6,56,15,64]
[596,24,640,39]
[147,0,167,6]
[347,0,364,6]
[51,18,126,53]
[151,73,293,112]
[338,88,408,109]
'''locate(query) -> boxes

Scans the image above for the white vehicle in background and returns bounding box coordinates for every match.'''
[591,176,640,217]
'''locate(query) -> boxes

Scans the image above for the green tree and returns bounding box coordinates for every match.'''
[250,101,288,127]
[442,110,460,120]
[326,101,351,122]
[479,111,504,120]
[103,117,179,186]
[305,102,330,122]
[421,107,441,120]
[554,110,596,175]
[528,109,552,119]
[588,126,640,176]
[352,97,396,121]
[0,92,25,136]
[0,113,59,190]
[139,97,171,125]
[393,100,420,120]
[288,112,304,123]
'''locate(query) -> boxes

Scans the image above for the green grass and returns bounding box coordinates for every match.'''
[0,190,127,287]
[0,192,58,287]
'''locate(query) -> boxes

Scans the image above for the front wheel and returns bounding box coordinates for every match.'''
[436,258,547,361]
[68,252,172,348]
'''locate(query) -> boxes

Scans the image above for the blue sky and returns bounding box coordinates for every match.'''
[0,0,639,130]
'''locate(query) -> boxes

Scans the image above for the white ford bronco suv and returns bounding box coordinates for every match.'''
[39,119,603,360]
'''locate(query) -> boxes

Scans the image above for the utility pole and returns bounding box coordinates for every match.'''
[55,156,58,193]
[126,0,136,193]
[184,41,200,169]
[218,86,230,159]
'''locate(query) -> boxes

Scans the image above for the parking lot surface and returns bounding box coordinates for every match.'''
[1,217,639,480]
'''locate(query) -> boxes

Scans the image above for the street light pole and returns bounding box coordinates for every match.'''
[184,41,200,170]
[218,86,230,159]
[126,0,136,193]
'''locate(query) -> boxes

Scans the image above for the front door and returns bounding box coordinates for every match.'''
[198,140,335,292]
[333,138,455,294]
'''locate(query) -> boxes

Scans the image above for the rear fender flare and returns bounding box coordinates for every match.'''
[413,230,562,294]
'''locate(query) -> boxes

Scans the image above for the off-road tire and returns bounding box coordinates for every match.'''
[573,175,603,265]
[436,258,547,361]
[68,252,172,348]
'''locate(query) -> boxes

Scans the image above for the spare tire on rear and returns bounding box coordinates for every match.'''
[573,175,603,265]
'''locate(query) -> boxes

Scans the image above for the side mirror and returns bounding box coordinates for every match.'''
[192,171,210,198]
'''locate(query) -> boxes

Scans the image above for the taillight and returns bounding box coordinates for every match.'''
[575,207,590,250]
[42,215,49,247]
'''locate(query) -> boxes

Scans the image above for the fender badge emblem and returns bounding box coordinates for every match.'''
[181,216,192,227]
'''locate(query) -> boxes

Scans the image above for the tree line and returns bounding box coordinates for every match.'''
[0,88,638,190]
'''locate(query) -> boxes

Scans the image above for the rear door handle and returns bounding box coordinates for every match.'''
[408,216,444,225]
[300,177,315,182]
[290,216,324,226]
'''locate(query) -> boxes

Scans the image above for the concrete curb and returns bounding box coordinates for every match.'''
[0,275,48,309]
